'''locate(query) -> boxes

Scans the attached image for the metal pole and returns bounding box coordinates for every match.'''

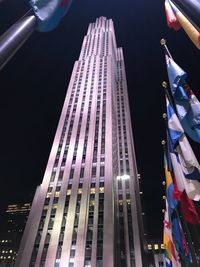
[0,12,36,70]
[171,0,200,32]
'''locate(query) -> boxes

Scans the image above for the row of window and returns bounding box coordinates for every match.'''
[82,28,110,59]
[115,65,136,266]
[30,59,87,265]
[66,59,96,265]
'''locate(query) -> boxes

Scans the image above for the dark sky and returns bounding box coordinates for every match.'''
[1,0,200,239]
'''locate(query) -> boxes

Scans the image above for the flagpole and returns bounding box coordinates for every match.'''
[162,81,181,121]
[170,0,200,32]
[162,81,172,103]
[160,39,173,59]
[0,10,36,70]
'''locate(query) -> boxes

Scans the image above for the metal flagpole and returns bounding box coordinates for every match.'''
[160,39,173,59]
[171,0,200,32]
[160,39,179,116]
[0,10,36,70]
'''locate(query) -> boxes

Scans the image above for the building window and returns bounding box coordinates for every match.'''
[50,171,56,182]
[100,166,104,177]
[92,166,96,177]
[80,167,84,178]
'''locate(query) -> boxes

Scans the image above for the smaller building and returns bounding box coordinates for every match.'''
[145,239,165,267]
[0,203,31,267]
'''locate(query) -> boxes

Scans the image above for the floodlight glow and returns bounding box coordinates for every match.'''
[122,175,130,180]
[117,175,130,180]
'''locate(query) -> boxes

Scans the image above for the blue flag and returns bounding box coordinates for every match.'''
[165,52,200,143]
[166,97,200,182]
[30,0,73,32]
[166,97,183,148]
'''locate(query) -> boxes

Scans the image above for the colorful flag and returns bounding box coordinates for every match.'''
[166,97,200,181]
[165,142,200,224]
[164,155,192,264]
[165,47,200,143]
[165,0,181,30]
[167,137,200,224]
[169,0,200,49]
[164,152,192,266]
[169,140,200,201]
[164,152,178,211]
[163,200,181,267]
[166,97,200,201]
[30,0,73,32]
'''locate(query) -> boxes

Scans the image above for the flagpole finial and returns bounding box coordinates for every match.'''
[162,181,166,186]
[162,81,168,88]
[161,140,166,145]
[160,38,166,46]
[162,113,167,119]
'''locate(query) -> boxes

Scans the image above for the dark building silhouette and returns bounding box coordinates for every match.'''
[0,203,30,267]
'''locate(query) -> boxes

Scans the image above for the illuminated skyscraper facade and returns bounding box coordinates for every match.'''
[16,17,144,267]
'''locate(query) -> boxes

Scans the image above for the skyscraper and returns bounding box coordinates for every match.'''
[16,17,144,267]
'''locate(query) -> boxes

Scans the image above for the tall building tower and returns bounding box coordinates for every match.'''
[16,17,144,267]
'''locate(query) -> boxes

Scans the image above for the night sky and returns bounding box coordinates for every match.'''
[1,0,200,239]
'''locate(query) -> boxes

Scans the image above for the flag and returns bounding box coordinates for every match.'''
[170,210,192,265]
[164,155,192,264]
[167,97,200,181]
[165,0,181,30]
[164,153,192,266]
[171,0,200,32]
[166,97,200,201]
[169,141,200,201]
[168,136,200,221]
[165,47,200,143]
[179,189,200,225]
[165,145,200,224]
[169,0,200,49]
[30,0,73,32]
[164,152,177,211]
[163,200,181,267]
